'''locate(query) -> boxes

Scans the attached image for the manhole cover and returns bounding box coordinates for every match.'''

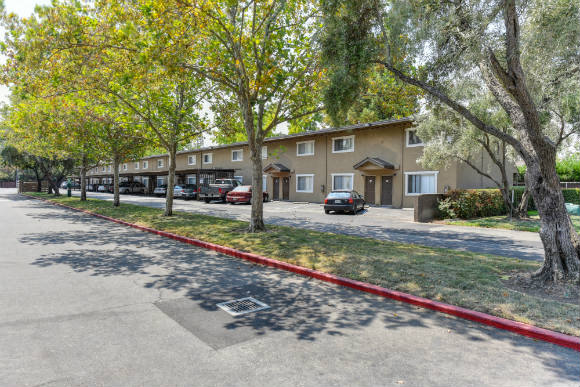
[217,297,270,316]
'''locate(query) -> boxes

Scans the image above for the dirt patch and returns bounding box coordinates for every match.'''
[503,272,580,306]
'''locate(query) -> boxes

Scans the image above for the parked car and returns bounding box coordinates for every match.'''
[119,181,146,194]
[153,185,167,197]
[323,190,365,214]
[174,184,197,200]
[226,185,269,204]
[97,184,109,193]
[198,178,242,203]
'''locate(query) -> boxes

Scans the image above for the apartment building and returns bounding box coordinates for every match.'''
[87,118,511,208]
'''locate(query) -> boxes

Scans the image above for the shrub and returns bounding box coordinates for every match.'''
[512,187,580,210]
[437,189,506,219]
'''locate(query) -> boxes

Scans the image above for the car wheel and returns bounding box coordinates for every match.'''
[204,198,210,204]
[324,210,330,214]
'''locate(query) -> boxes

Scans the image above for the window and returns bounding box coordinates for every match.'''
[157,159,164,168]
[296,140,315,156]
[142,161,148,169]
[122,163,128,171]
[332,135,354,153]
[405,172,438,195]
[203,153,213,164]
[107,165,111,172]
[186,175,196,185]
[188,155,196,165]
[156,177,165,186]
[231,149,243,162]
[135,162,139,170]
[296,174,314,193]
[406,129,424,147]
[234,176,243,184]
[142,177,149,187]
[262,146,268,159]
[262,175,267,191]
[332,173,354,190]
[101,166,106,172]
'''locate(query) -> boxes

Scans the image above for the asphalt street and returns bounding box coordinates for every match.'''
[74,190,544,261]
[0,189,578,387]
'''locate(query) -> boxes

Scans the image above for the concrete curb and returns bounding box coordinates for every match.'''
[24,194,580,352]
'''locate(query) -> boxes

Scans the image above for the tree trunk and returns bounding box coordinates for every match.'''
[113,154,120,207]
[249,149,265,232]
[514,186,530,218]
[80,155,87,201]
[164,145,177,217]
[526,160,580,283]
[34,169,42,192]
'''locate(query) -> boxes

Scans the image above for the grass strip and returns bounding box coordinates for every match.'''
[28,192,579,336]
[444,211,580,233]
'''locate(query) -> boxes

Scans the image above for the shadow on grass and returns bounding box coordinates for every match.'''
[16,196,580,382]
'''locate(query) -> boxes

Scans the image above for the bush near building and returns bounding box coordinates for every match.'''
[438,188,580,219]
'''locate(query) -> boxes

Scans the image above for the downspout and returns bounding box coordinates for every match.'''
[325,134,328,200]
[400,127,405,208]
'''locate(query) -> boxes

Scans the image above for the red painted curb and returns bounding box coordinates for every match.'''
[24,194,580,352]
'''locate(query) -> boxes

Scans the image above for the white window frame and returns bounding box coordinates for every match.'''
[188,155,196,165]
[296,140,315,156]
[107,165,111,172]
[101,166,106,172]
[186,175,196,185]
[231,149,243,162]
[135,162,139,170]
[404,171,439,196]
[142,161,148,169]
[156,177,165,187]
[262,175,267,191]
[332,135,355,153]
[262,146,268,159]
[203,153,213,164]
[234,176,243,184]
[122,163,128,171]
[296,174,314,193]
[157,159,164,168]
[331,173,354,191]
[405,128,424,148]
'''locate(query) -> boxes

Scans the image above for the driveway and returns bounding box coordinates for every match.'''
[74,191,544,261]
[0,190,578,386]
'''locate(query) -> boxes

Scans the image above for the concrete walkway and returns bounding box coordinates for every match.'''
[75,190,543,261]
[0,190,578,386]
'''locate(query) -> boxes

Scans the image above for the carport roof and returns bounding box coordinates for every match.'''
[353,157,396,170]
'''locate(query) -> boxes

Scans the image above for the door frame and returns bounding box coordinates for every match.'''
[380,175,393,206]
[364,175,376,204]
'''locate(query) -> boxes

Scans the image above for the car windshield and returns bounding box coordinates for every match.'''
[119,182,130,187]
[174,186,182,190]
[183,184,196,189]
[327,192,351,199]
[232,186,251,192]
[157,185,167,189]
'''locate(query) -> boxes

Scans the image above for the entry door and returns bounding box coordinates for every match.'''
[364,176,375,204]
[282,177,290,200]
[381,176,393,205]
[273,177,280,200]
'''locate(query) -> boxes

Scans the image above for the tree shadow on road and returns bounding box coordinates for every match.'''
[17,201,580,382]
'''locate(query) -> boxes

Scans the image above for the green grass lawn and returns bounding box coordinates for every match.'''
[443,210,580,233]
[27,192,579,336]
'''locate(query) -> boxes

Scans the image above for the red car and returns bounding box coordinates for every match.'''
[226,185,269,204]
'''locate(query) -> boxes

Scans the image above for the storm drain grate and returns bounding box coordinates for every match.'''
[217,297,270,316]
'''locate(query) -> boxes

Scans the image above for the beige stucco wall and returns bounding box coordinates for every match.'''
[87,120,501,208]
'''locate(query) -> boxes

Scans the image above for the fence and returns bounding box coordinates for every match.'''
[513,182,580,189]
[0,181,16,188]
[18,181,49,193]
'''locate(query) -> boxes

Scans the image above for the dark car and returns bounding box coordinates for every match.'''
[324,190,365,214]
[174,184,197,200]
[226,185,269,204]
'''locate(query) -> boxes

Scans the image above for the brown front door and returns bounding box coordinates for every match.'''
[364,176,375,204]
[282,177,290,200]
[381,176,393,205]
[273,177,280,200]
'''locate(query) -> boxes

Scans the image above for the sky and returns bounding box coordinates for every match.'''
[0,0,53,104]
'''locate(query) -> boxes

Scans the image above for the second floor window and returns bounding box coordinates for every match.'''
[297,140,314,156]
[406,129,424,147]
[203,153,213,164]
[142,161,148,169]
[231,149,243,161]
[122,163,128,170]
[135,162,139,170]
[332,135,354,153]
[188,155,196,165]
[157,159,164,168]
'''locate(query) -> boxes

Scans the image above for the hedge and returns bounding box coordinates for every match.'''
[438,188,580,219]
[438,189,506,219]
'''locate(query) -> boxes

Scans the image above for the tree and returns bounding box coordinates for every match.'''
[119,0,323,231]
[321,0,580,283]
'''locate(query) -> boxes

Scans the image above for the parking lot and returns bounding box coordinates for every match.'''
[73,191,544,261]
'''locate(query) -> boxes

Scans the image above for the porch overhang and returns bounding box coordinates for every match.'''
[263,163,291,176]
[353,157,398,175]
